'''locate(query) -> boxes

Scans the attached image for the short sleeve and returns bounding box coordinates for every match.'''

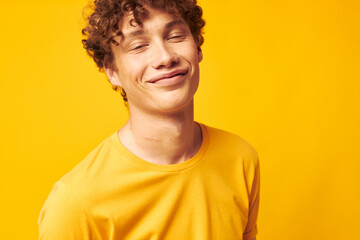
[38,181,97,240]
[243,159,260,240]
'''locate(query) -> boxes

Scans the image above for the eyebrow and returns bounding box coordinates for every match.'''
[124,29,145,39]
[120,19,186,40]
[165,19,186,29]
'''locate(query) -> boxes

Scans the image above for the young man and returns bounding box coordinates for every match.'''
[38,0,260,239]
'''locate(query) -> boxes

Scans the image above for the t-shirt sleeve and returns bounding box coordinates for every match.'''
[38,181,97,240]
[243,158,260,240]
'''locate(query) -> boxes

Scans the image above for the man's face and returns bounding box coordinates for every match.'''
[105,7,203,114]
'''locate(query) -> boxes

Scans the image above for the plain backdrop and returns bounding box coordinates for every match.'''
[0,0,359,239]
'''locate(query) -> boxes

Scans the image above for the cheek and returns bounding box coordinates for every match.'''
[186,47,201,65]
[117,59,147,86]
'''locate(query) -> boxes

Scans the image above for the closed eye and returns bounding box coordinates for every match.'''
[133,45,146,50]
[129,43,149,53]
[168,34,187,42]
[170,35,183,39]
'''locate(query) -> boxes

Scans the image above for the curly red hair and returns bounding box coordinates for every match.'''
[82,0,205,100]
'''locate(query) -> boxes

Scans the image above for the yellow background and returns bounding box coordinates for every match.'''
[0,0,359,239]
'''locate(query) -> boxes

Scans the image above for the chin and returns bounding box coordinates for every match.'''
[154,93,195,114]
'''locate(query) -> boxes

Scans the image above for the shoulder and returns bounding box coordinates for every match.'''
[38,181,83,222]
[38,133,119,238]
[43,132,120,209]
[201,123,259,167]
[61,132,119,188]
[38,180,96,239]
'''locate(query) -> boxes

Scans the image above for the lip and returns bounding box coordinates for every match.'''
[147,69,189,84]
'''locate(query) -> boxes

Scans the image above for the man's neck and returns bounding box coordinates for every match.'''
[117,102,202,165]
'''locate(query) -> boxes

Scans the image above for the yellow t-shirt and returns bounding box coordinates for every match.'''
[38,123,260,240]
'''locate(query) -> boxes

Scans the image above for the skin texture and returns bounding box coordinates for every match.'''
[105,6,203,165]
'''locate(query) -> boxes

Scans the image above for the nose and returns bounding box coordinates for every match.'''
[151,42,179,69]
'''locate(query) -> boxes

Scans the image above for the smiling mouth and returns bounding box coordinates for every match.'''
[148,69,189,84]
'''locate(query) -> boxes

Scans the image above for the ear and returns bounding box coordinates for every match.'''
[197,47,203,63]
[104,67,123,88]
